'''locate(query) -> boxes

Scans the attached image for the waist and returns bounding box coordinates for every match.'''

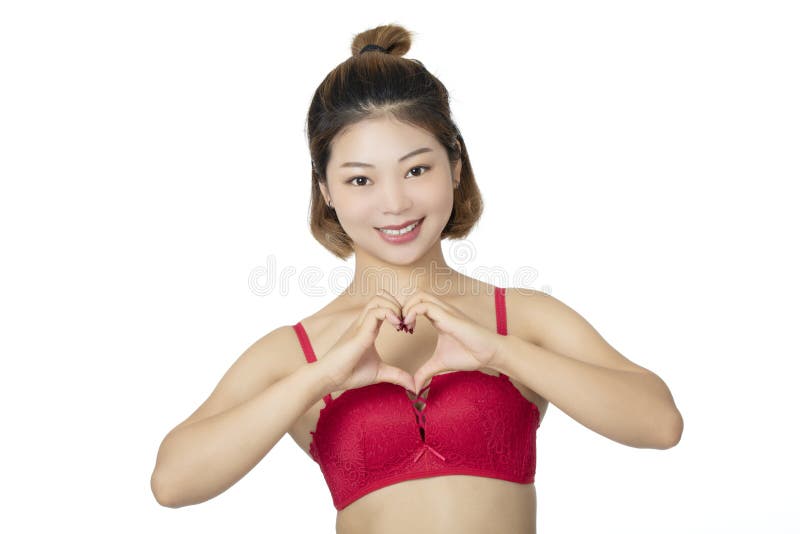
[336,473,536,534]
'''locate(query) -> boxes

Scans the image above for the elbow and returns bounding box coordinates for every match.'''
[151,470,182,509]
[657,409,684,449]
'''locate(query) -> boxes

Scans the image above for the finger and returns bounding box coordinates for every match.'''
[376,362,416,392]
[356,301,382,326]
[401,290,456,318]
[371,291,404,324]
[358,307,395,345]
[358,300,402,329]
[401,292,424,318]
[404,302,454,334]
[413,357,446,395]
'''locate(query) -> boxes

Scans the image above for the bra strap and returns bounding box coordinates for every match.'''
[292,322,334,406]
[493,285,509,380]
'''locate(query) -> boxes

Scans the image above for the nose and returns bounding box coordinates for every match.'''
[381,178,413,214]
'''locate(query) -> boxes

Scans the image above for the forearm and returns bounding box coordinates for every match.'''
[152,362,332,507]
[492,335,682,449]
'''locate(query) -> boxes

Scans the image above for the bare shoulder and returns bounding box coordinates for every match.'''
[242,324,309,376]
[168,325,306,435]
[502,286,552,346]
[504,286,651,374]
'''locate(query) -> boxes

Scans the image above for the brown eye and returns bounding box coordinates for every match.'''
[347,176,371,186]
[408,165,430,177]
[347,165,429,186]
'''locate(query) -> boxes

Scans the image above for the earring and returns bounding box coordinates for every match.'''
[327,199,334,209]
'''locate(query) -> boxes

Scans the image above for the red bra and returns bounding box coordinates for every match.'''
[292,285,540,511]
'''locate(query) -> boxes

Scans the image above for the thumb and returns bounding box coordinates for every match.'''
[413,358,445,396]
[376,363,416,393]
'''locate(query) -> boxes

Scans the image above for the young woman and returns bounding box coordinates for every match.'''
[151,23,683,533]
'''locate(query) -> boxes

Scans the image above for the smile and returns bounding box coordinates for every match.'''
[374,217,425,244]
[378,220,421,235]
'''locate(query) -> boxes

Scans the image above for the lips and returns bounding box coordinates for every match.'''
[376,218,423,230]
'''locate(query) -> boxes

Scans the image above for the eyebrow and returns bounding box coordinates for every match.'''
[339,147,433,168]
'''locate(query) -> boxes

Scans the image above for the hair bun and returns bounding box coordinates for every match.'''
[350,23,414,58]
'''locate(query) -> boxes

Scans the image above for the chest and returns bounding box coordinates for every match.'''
[288,318,545,459]
[285,285,549,527]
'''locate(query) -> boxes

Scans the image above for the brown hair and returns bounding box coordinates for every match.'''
[306,23,484,260]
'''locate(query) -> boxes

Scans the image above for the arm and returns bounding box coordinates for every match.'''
[151,361,333,508]
[493,335,682,449]
[494,289,683,449]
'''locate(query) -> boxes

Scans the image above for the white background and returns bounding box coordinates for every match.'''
[2,1,798,532]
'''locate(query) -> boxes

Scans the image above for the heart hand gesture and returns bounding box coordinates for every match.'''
[399,289,507,394]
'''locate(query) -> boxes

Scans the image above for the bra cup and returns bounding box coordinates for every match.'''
[423,371,536,479]
[309,370,539,510]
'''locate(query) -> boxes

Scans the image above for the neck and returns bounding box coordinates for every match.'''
[343,242,465,305]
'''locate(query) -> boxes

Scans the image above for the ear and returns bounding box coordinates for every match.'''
[451,140,463,187]
[453,158,463,185]
[318,181,331,205]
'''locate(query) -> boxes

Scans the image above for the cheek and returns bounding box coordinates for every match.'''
[336,200,373,227]
[427,180,455,210]
[402,182,454,223]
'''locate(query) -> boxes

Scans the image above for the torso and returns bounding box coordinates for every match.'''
[284,279,549,533]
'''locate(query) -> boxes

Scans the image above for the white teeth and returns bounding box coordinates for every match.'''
[379,220,419,235]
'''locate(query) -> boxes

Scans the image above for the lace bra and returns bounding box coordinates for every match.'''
[291,285,540,511]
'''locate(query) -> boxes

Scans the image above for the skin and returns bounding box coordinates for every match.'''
[292,114,545,533]
[318,114,465,303]
[151,113,678,527]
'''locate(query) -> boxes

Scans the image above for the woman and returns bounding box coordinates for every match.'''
[151,23,683,533]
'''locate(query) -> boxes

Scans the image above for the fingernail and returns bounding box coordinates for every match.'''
[404,312,415,334]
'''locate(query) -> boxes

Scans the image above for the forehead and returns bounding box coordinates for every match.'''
[329,116,439,162]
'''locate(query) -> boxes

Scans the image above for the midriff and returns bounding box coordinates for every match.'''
[335,473,536,534]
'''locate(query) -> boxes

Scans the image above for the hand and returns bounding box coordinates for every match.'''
[317,290,416,395]
[401,289,507,394]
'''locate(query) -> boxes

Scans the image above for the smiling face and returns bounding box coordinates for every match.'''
[320,115,462,265]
